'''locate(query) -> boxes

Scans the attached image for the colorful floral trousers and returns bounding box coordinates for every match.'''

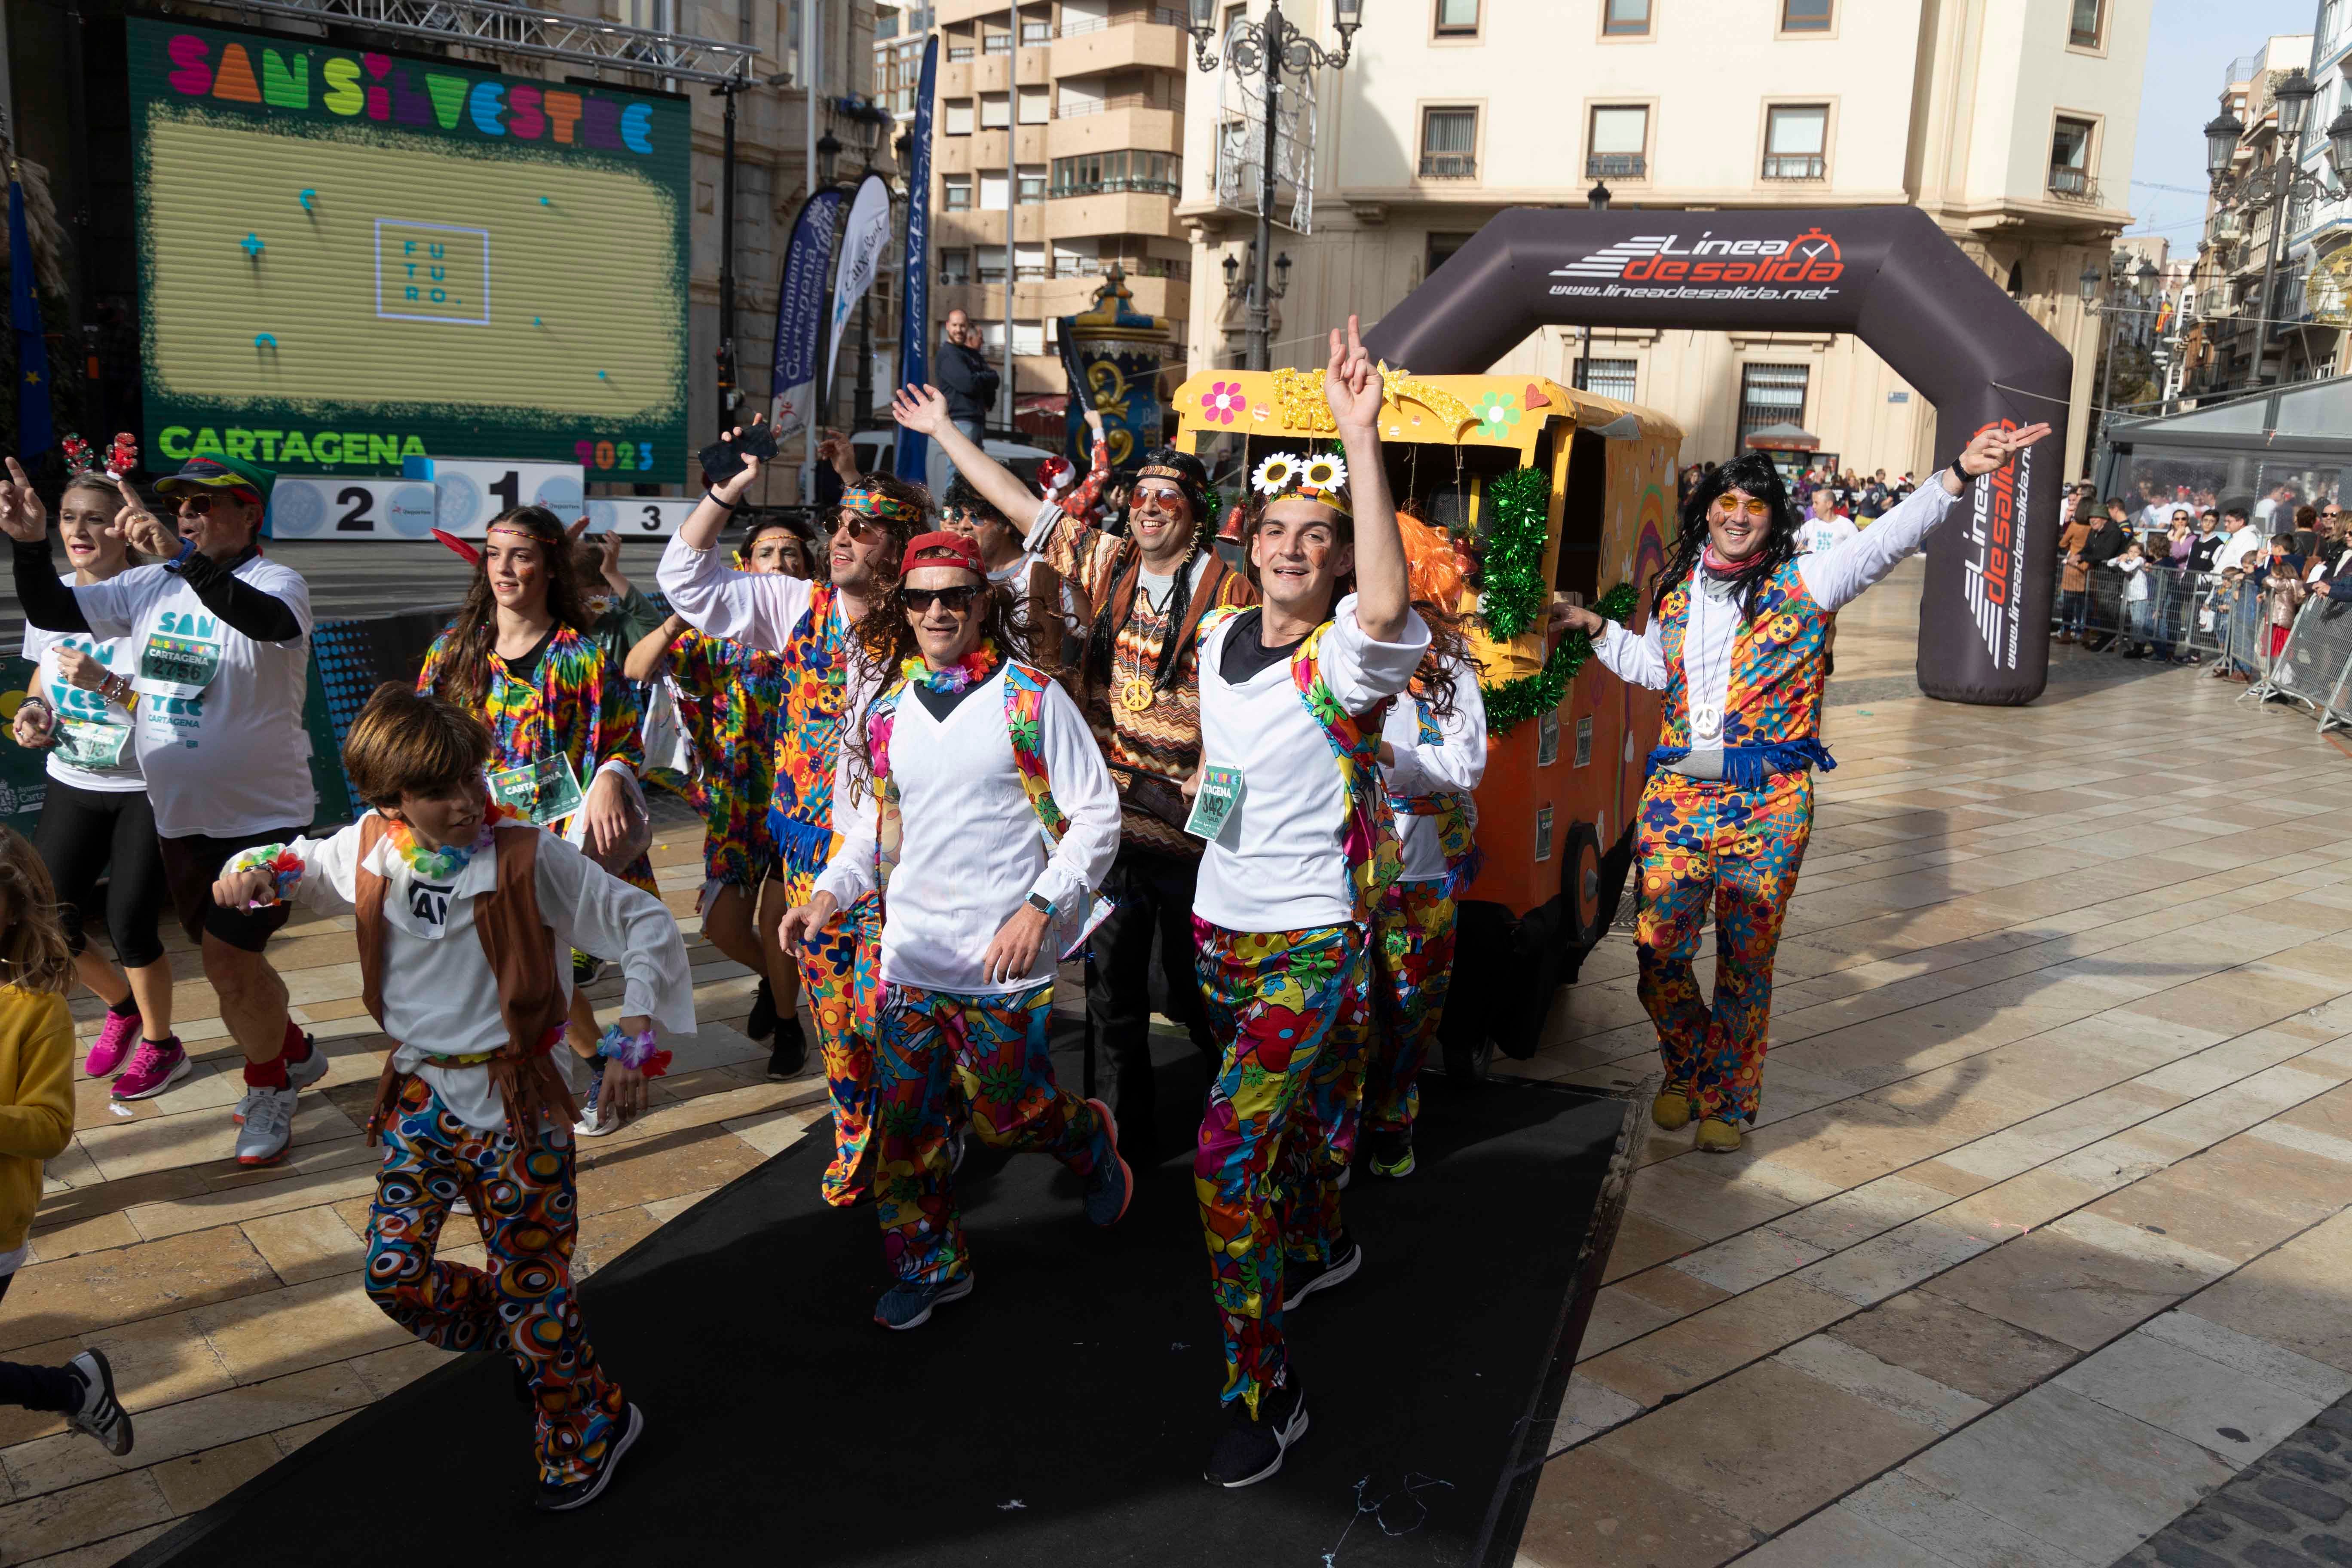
[872,980,1110,1286]
[788,874,883,1207]
[1634,770,1813,1127]
[1367,878,1457,1137]
[1191,919,1372,1418]
[364,1077,625,1488]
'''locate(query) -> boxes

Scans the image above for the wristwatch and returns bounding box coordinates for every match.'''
[1026,892,1057,918]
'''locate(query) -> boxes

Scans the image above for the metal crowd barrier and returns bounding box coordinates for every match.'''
[2051,564,2236,661]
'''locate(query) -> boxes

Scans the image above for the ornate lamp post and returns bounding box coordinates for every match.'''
[1183,0,1364,371]
[2203,70,2351,387]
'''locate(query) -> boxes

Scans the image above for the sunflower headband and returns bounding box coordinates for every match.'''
[841,485,922,525]
[1250,450,1352,517]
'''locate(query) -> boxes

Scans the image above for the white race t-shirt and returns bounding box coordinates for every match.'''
[71,556,315,838]
[1194,596,1430,933]
[1795,514,1859,556]
[21,580,144,793]
[1379,656,1487,884]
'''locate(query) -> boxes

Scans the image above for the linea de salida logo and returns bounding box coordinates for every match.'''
[1550,227,1846,287]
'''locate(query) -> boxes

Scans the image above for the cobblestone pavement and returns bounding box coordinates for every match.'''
[2118,1390,2352,1568]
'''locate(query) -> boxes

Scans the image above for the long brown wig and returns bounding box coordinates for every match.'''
[0,826,74,996]
[426,506,599,708]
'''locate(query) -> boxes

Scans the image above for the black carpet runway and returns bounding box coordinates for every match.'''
[126,1035,1629,1568]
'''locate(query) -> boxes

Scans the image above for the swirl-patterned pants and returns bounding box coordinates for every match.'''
[1367,879,1457,1136]
[1634,770,1813,1127]
[872,981,1109,1288]
[787,875,883,1207]
[1191,919,1370,1418]
[364,1077,624,1488]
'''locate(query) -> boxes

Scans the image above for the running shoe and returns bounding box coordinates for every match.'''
[534,1402,645,1513]
[84,1010,141,1079]
[1204,1381,1308,1488]
[1282,1235,1363,1311]
[574,1061,617,1138]
[1365,1126,1416,1179]
[109,1038,189,1102]
[234,1082,300,1167]
[874,1273,974,1330]
[766,1017,808,1081]
[1082,1098,1133,1227]
[231,1035,325,1124]
[63,1349,134,1457]
[745,976,777,1042]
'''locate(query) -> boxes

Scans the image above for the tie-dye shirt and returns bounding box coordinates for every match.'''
[664,628,788,889]
[415,622,654,890]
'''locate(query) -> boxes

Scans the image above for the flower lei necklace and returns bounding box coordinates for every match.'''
[387,801,509,882]
[899,638,1001,696]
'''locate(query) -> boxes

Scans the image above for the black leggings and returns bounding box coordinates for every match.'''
[0,1272,78,1412]
[32,777,168,970]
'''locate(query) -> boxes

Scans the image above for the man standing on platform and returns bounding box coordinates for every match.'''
[897,391,1254,1164]
[657,424,927,1206]
[1188,320,1426,1488]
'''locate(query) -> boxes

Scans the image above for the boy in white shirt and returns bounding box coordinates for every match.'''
[211,687,695,1513]
[784,531,1130,1332]
[1188,321,1429,1488]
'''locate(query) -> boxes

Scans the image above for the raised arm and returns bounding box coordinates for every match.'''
[891,383,1039,528]
[658,427,814,648]
[1384,658,1489,798]
[1799,422,2051,614]
[623,614,692,683]
[1329,318,1407,641]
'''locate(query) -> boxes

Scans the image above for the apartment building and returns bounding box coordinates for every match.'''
[926,0,1194,432]
[1176,0,2150,480]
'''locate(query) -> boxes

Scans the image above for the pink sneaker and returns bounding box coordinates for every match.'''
[84,1011,141,1078]
[110,1037,190,1102]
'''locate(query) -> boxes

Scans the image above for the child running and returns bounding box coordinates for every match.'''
[211,686,693,1511]
[0,824,134,1458]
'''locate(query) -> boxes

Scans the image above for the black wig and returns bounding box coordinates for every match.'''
[1654,451,1802,621]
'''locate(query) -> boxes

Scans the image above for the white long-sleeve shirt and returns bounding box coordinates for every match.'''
[1195,596,1431,932]
[658,533,824,649]
[1593,480,1961,747]
[1379,656,1488,884]
[270,817,697,1131]
[815,662,1120,994]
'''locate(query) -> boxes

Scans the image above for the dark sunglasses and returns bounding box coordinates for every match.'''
[176,492,240,515]
[825,514,876,540]
[902,585,979,615]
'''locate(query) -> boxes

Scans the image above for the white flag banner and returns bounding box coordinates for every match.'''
[825,173,894,402]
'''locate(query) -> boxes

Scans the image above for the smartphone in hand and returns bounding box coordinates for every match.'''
[697,423,779,485]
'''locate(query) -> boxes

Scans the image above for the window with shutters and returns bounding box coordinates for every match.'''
[1419,107,1478,178]
[1737,364,1809,454]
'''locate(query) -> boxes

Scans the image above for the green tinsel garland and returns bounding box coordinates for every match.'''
[1479,582,1640,738]
[1475,466,1552,641]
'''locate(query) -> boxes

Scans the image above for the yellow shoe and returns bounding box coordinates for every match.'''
[1651,1087,1693,1132]
[1694,1118,1743,1153]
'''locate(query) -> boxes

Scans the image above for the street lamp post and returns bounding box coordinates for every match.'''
[1184,0,1364,372]
[2084,255,2159,446]
[2203,70,2350,389]
[1577,179,1611,390]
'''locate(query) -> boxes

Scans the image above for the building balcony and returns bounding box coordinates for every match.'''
[1044,189,1180,241]
[930,273,1187,324]
[1050,12,1188,77]
[1046,105,1184,160]
[934,127,1050,172]
[1760,153,1825,181]
[2048,167,2101,204]
[1585,153,1645,180]
[1418,153,1477,180]
[935,205,1048,246]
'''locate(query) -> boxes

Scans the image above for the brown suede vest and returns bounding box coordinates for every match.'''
[356,818,579,1145]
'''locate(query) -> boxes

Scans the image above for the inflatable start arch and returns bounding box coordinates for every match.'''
[1361,205,2070,707]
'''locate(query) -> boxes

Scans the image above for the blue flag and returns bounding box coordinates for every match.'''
[770,186,847,444]
[8,178,53,461]
[893,35,939,483]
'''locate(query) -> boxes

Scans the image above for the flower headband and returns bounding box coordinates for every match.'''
[61,433,138,482]
[841,485,922,525]
[1250,450,1352,517]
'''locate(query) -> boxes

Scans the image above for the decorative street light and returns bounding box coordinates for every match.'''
[1184,0,1365,370]
[2206,70,2349,388]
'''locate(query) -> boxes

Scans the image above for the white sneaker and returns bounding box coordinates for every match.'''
[231,1036,326,1124]
[233,1083,300,1167]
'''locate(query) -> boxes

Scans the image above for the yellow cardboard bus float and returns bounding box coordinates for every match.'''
[1171,366,1682,1082]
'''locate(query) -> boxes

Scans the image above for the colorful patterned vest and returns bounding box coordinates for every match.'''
[864,659,1069,897]
[1651,562,1838,786]
[1387,695,1482,898]
[1200,607,1403,926]
[768,582,851,880]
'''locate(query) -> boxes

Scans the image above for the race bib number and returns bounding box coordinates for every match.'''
[52,718,130,772]
[1185,765,1247,842]
[487,754,585,828]
[138,628,222,696]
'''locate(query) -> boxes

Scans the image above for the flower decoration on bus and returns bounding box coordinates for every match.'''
[1472,392,1522,441]
[1204,380,1249,425]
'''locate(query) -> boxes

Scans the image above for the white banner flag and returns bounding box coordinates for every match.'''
[825,173,894,403]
